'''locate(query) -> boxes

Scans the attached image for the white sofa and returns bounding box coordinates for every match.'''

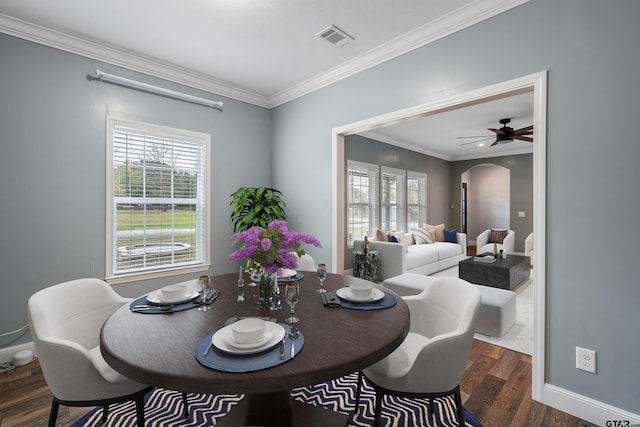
[476,229,515,255]
[354,232,467,281]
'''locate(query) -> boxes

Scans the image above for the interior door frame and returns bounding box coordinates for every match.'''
[331,70,547,402]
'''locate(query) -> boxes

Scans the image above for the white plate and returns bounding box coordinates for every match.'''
[278,269,297,278]
[146,289,200,305]
[336,287,385,303]
[212,322,286,355]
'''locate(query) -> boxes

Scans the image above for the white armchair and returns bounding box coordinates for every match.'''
[27,278,188,426]
[525,232,533,265]
[476,229,515,254]
[355,277,481,426]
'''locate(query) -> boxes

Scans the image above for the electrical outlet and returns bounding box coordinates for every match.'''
[576,347,596,373]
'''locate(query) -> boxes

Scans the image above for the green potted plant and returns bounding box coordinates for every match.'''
[229,187,287,233]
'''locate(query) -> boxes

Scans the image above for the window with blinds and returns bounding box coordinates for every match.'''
[407,171,427,229]
[381,167,406,232]
[106,117,210,282]
[347,161,379,247]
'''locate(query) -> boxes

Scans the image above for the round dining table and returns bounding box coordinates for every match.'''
[100,272,409,427]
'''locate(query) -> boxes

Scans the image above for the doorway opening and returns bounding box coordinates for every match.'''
[331,71,547,401]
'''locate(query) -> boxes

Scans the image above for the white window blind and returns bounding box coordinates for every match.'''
[106,117,210,282]
[381,167,406,232]
[347,161,379,247]
[407,171,427,229]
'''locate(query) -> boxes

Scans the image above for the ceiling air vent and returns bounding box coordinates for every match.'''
[316,24,355,47]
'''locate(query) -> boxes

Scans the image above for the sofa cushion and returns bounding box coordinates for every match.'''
[411,228,434,244]
[435,242,463,260]
[424,223,445,242]
[374,228,387,241]
[443,228,457,243]
[406,244,439,269]
[488,229,508,244]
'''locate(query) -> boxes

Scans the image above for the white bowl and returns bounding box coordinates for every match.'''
[350,282,373,299]
[160,284,188,299]
[231,318,267,345]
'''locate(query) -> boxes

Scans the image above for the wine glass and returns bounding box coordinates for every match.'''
[285,281,300,323]
[197,276,211,312]
[316,263,327,293]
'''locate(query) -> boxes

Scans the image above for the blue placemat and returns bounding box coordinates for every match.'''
[337,290,397,310]
[129,295,201,314]
[195,323,304,372]
[250,272,305,283]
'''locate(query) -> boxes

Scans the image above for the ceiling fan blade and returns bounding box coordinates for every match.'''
[460,137,493,146]
[490,140,498,146]
[514,125,534,135]
[488,127,509,136]
[515,135,534,142]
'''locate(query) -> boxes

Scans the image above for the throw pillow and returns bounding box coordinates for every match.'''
[387,234,399,243]
[488,229,509,244]
[374,228,387,241]
[389,231,406,243]
[424,223,445,242]
[411,228,434,244]
[443,228,458,243]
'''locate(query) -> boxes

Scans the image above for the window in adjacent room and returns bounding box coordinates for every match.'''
[381,167,406,232]
[347,160,379,247]
[106,117,210,283]
[407,171,427,229]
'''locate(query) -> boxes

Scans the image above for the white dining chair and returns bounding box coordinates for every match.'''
[293,252,317,271]
[28,278,188,427]
[355,276,481,426]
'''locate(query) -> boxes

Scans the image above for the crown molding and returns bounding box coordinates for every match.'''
[0,14,270,108]
[268,0,530,107]
[1,0,528,110]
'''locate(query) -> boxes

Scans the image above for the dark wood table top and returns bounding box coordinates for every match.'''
[100,272,409,395]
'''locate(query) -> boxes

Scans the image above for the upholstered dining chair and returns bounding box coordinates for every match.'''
[355,277,481,426]
[27,278,188,427]
[476,228,515,255]
[293,252,317,271]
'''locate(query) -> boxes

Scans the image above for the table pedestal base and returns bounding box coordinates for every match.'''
[215,391,348,427]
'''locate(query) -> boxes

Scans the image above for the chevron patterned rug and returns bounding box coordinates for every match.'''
[72,373,482,426]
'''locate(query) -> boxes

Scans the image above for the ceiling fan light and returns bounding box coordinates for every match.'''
[496,133,513,143]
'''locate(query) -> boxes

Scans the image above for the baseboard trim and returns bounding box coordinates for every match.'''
[543,383,640,426]
[0,342,35,365]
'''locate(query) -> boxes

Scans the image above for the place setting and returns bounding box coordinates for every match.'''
[129,277,220,314]
[322,281,397,310]
[195,317,304,372]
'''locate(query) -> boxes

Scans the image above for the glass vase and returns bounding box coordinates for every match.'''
[258,273,273,303]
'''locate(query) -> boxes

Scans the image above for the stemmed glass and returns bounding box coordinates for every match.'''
[246,260,257,287]
[285,281,300,323]
[316,263,327,293]
[197,276,211,312]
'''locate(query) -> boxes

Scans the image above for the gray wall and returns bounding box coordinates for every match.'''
[344,134,451,268]
[0,34,272,348]
[271,0,640,416]
[2,0,639,418]
[452,154,533,252]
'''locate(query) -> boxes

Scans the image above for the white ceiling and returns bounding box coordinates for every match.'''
[0,0,532,160]
[359,91,534,161]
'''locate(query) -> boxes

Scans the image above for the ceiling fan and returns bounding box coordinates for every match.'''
[458,118,533,146]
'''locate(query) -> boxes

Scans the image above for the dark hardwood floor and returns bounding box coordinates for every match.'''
[0,340,596,427]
